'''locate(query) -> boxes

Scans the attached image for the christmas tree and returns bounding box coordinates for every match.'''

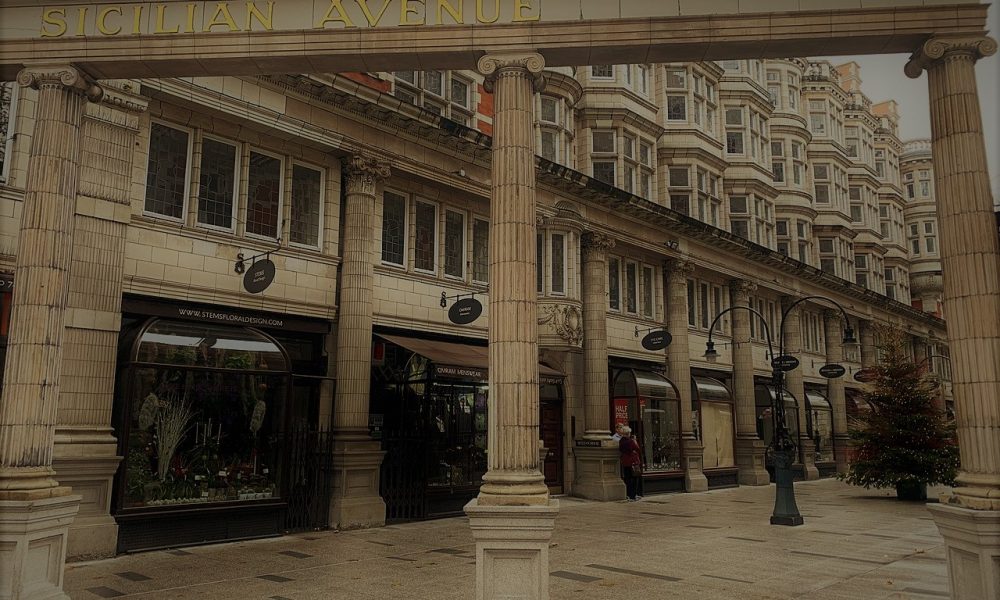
[840,326,959,500]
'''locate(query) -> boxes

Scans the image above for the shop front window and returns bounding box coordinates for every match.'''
[806,391,834,463]
[119,320,290,509]
[693,377,735,469]
[612,368,681,473]
[754,383,800,448]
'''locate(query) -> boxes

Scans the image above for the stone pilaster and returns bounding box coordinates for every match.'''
[906,35,1000,600]
[665,259,707,492]
[0,64,99,600]
[859,320,877,370]
[51,80,147,561]
[823,310,848,474]
[731,280,768,486]
[572,232,625,501]
[328,153,390,530]
[781,297,818,480]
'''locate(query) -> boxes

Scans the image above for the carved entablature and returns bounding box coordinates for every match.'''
[477,52,546,94]
[344,153,391,195]
[16,64,103,102]
[905,35,997,78]
[730,279,758,304]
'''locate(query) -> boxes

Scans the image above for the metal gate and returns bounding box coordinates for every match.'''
[282,427,334,532]
[380,433,428,522]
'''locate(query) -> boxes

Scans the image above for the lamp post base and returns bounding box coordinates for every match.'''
[771,447,803,527]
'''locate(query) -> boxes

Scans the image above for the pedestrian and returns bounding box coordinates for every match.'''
[619,426,642,501]
[611,422,625,442]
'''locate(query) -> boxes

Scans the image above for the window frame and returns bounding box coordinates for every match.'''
[413,197,440,275]
[471,216,490,285]
[287,159,326,251]
[443,208,467,280]
[244,146,286,242]
[196,133,241,233]
[380,188,409,268]
[144,119,194,224]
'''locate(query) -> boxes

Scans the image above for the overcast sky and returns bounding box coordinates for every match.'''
[822,4,999,208]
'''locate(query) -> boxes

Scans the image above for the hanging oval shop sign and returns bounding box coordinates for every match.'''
[819,363,847,379]
[243,259,275,294]
[854,368,878,383]
[771,355,800,372]
[641,330,673,351]
[448,297,483,325]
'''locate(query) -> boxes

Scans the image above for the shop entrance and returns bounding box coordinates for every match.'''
[539,386,564,493]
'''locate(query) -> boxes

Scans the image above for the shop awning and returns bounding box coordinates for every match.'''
[693,376,732,403]
[377,334,563,383]
[805,390,832,411]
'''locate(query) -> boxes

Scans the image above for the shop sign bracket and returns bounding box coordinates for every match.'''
[235,243,279,294]
[441,290,485,325]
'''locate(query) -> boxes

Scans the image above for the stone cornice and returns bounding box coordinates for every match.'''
[905,35,998,78]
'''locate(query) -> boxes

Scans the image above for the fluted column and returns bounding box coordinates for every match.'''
[465,53,557,600]
[328,154,390,531]
[572,232,625,501]
[732,280,768,485]
[906,35,1000,509]
[906,35,1000,600]
[0,64,97,600]
[859,320,877,371]
[780,297,818,480]
[824,310,848,473]
[665,259,707,492]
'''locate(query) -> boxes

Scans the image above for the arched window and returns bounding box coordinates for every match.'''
[806,390,834,463]
[612,369,682,473]
[692,377,735,469]
[754,383,800,447]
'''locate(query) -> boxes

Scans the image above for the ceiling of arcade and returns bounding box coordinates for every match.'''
[0,1,991,80]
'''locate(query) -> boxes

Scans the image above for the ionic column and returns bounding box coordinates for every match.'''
[328,153,390,530]
[906,36,1000,600]
[465,53,557,600]
[665,259,707,492]
[54,80,147,560]
[731,280,768,486]
[780,297,818,480]
[823,310,848,474]
[0,64,98,600]
[572,232,625,501]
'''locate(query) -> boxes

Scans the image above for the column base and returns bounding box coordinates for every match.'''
[572,441,626,501]
[0,490,81,600]
[735,438,770,486]
[329,437,386,530]
[681,439,708,492]
[465,497,559,600]
[927,503,1000,600]
[798,439,820,480]
[52,430,121,561]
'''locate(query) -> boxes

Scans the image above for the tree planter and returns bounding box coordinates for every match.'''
[895,480,928,501]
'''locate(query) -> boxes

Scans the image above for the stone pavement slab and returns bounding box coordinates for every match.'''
[64,480,948,599]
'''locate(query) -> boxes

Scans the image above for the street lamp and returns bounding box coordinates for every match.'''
[705,294,854,526]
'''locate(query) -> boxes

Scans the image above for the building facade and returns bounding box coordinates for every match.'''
[0,60,951,559]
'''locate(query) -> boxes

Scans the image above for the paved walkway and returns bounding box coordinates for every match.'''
[65,480,949,599]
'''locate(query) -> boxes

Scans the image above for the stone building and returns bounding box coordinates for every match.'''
[0,60,953,560]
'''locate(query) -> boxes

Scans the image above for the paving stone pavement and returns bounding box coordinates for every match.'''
[65,480,950,599]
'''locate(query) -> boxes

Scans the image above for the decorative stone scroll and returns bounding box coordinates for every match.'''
[477,52,546,94]
[16,64,103,103]
[343,153,391,196]
[904,36,997,78]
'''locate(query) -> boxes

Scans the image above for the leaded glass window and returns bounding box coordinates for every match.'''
[381,191,406,266]
[551,233,565,294]
[145,122,190,219]
[414,200,437,272]
[608,257,620,310]
[246,151,282,238]
[289,164,322,247]
[536,232,544,293]
[642,266,654,318]
[473,219,489,283]
[626,262,637,313]
[444,210,465,278]
[198,137,238,229]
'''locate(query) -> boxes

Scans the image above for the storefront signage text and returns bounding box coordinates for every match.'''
[37,0,543,38]
[448,297,482,325]
[818,363,846,379]
[640,330,672,351]
[243,258,276,294]
[771,355,800,372]
[853,368,878,383]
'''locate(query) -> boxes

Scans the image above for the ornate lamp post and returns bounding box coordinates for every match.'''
[705,295,855,526]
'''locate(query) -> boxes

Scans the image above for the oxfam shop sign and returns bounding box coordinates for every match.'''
[26,0,542,37]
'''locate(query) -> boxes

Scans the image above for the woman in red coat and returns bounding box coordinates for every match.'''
[619,426,642,501]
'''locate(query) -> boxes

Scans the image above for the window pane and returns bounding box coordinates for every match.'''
[592,65,613,78]
[540,96,557,123]
[667,96,686,120]
[145,123,189,219]
[537,232,544,293]
[541,130,557,161]
[424,71,443,95]
[666,68,686,89]
[624,262,637,313]
[699,283,709,328]
[289,164,322,246]
[444,210,465,277]
[642,266,653,318]
[592,131,615,153]
[730,196,748,214]
[671,194,689,216]
[198,138,237,228]
[702,401,735,468]
[593,161,615,185]
[608,257,620,310]
[669,167,689,187]
[381,191,406,265]
[473,219,489,283]
[726,132,743,154]
[550,233,566,294]
[450,77,469,107]
[687,280,696,326]
[246,152,282,238]
[414,201,436,271]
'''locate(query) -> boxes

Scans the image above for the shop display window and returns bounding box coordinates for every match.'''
[612,368,682,473]
[692,377,735,469]
[755,383,800,447]
[806,391,835,463]
[119,320,290,509]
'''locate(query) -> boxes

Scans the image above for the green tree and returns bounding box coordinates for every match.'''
[840,327,959,500]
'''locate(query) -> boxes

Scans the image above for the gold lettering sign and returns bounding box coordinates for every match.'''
[36,0,544,37]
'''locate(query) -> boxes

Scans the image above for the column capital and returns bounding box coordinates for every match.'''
[343,153,391,192]
[664,258,694,279]
[904,35,997,78]
[478,52,546,93]
[730,279,757,304]
[581,232,615,259]
[16,64,103,102]
[823,309,842,325]
[780,294,802,313]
